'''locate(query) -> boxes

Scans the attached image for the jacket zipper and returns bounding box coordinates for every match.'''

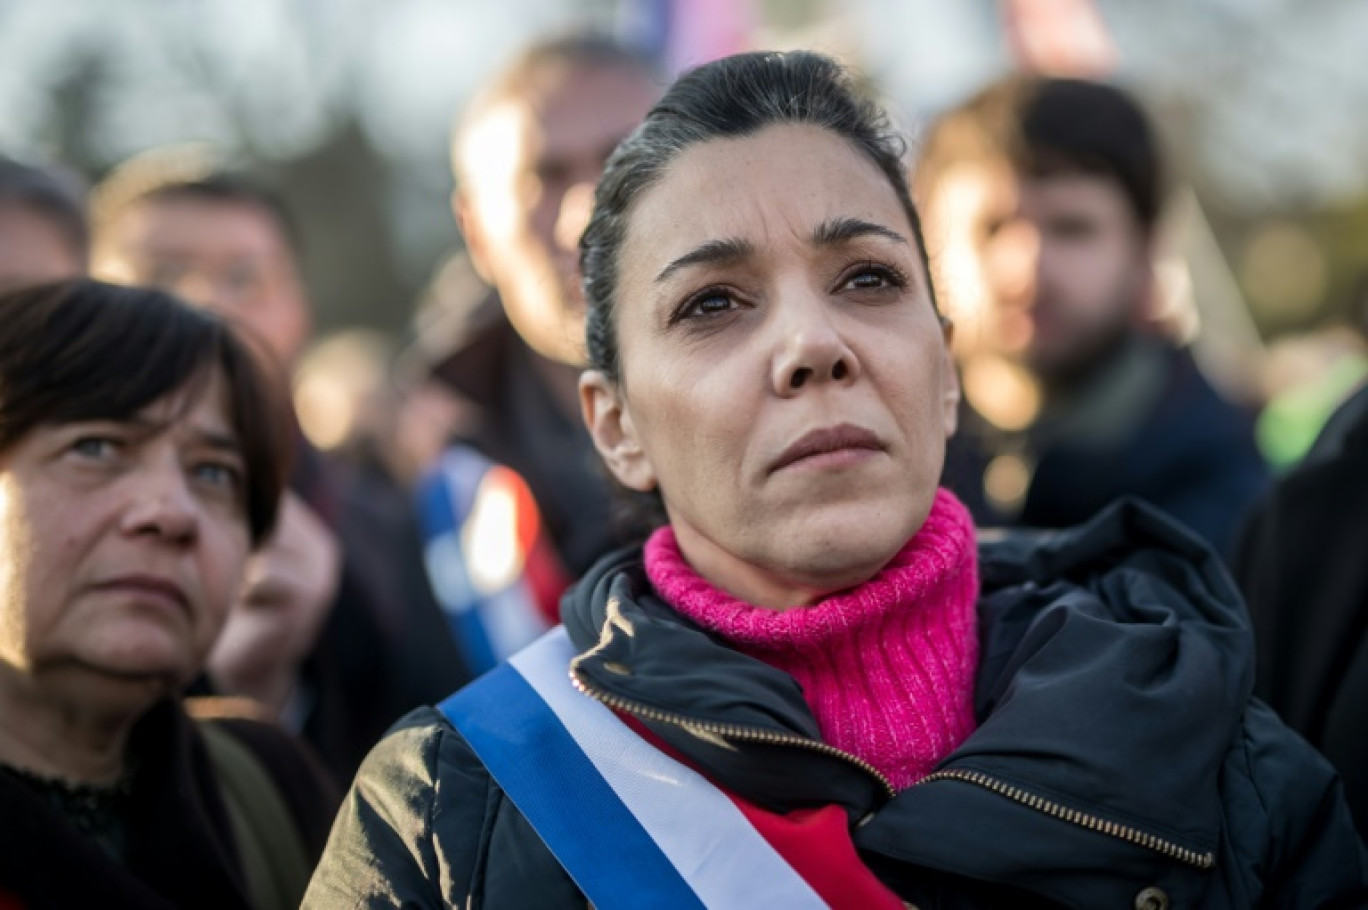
[568,661,898,799]
[570,663,1214,871]
[916,768,1215,869]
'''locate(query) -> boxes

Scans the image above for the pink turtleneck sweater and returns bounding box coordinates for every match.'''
[644,488,980,790]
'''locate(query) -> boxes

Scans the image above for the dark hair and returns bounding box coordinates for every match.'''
[916,76,1164,232]
[0,279,290,544]
[0,157,89,263]
[581,50,935,383]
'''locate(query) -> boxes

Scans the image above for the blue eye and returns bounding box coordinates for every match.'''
[193,461,242,491]
[71,436,119,459]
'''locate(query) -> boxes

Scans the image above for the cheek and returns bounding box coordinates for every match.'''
[22,505,84,586]
[0,502,86,660]
[869,335,952,447]
[632,365,748,502]
[521,182,562,245]
[201,525,252,625]
[1057,239,1133,308]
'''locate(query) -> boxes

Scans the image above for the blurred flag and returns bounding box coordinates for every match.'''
[1003,0,1117,77]
[417,446,568,674]
[618,0,757,76]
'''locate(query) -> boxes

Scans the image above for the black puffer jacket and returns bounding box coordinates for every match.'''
[1236,382,1368,838]
[305,501,1366,909]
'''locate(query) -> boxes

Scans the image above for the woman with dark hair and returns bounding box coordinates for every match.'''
[0,280,336,910]
[307,53,1365,909]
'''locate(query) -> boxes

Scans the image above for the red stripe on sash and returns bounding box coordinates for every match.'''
[618,714,904,910]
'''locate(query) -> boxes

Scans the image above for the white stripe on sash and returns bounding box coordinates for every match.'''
[509,628,828,909]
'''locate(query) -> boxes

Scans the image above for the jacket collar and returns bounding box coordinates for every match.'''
[563,552,893,818]
[562,500,1251,899]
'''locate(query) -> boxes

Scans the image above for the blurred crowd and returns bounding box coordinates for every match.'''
[1,13,1366,910]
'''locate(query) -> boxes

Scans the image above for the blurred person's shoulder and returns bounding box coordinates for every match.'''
[184,695,340,855]
[975,496,1245,635]
[1301,380,1368,466]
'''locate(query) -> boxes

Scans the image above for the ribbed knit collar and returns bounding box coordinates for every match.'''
[644,488,980,789]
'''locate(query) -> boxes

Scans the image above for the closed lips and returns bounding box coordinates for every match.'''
[770,424,884,472]
[91,575,189,612]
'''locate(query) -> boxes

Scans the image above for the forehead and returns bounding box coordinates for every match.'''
[528,65,655,148]
[1016,172,1139,225]
[0,205,82,288]
[620,124,914,273]
[926,158,1017,223]
[472,64,656,169]
[136,369,239,441]
[116,197,291,262]
[928,160,1136,228]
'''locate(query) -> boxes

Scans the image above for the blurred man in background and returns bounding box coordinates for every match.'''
[916,76,1267,558]
[0,157,86,291]
[91,160,466,782]
[443,34,659,573]
[405,35,659,670]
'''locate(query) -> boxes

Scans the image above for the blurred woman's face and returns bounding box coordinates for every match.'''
[582,124,959,608]
[0,372,252,709]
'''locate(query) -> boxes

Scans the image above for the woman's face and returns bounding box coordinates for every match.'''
[582,124,959,608]
[0,371,252,709]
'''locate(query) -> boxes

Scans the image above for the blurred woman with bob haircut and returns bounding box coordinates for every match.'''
[0,279,336,910]
[306,52,1366,909]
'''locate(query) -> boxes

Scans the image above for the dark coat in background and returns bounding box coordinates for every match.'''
[1235,381,1368,838]
[288,438,470,785]
[947,340,1268,562]
[0,698,338,910]
[303,501,1366,909]
[426,282,621,580]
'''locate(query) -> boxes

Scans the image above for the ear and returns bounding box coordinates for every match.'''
[453,189,495,285]
[938,315,962,438]
[579,370,657,492]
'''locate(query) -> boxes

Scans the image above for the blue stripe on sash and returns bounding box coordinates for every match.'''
[438,663,706,910]
[416,463,498,673]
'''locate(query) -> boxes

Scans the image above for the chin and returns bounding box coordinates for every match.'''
[768,502,924,589]
[64,661,182,715]
[86,634,196,687]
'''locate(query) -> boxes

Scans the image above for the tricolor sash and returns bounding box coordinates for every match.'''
[437,627,830,910]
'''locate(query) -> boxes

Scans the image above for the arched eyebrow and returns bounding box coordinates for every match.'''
[655,237,754,284]
[811,216,908,248]
[654,217,908,285]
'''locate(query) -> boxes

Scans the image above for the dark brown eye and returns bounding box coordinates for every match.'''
[839,262,908,294]
[678,290,737,321]
[846,271,888,289]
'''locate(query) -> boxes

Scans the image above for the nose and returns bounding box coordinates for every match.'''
[120,462,200,545]
[991,219,1042,306]
[769,288,860,396]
